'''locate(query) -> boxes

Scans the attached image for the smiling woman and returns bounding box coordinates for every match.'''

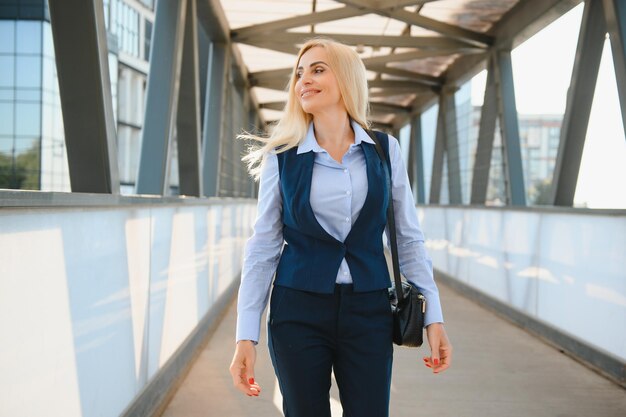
[230,37,451,417]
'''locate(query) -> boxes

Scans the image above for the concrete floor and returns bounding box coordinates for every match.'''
[161,283,626,417]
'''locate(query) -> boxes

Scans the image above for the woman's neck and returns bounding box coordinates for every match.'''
[312,113,355,148]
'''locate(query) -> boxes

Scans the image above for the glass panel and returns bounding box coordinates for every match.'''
[16,20,42,54]
[0,137,13,156]
[0,137,15,189]
[42,21,54,59]
[42,102,53,136]
[486,118,506,206]
[574,38,626,209]
[16,88,40,101]
[15,102,41,136]
[42,55,56,92]
[455,71,486,204]
[0,21,15,54]
[16,55,41,88]
[14,137,40,190]
[144,19,152,61]
[0,88,15,101]
[0,55,14,88]
[0,102,14,135]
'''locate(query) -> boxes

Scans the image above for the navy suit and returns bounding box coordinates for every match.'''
[267,131,394,417]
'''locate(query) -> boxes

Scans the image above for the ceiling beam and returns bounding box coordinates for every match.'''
[238,32,477,50]
[370,101,412,114]
[388,8,493,47]
[369,79,434,91]
[231,7,363,39]
[335,0,493,47]
[250,48,478,81]
[367,64,442,86]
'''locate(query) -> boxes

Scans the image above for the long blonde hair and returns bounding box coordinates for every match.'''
[239,37,371,181]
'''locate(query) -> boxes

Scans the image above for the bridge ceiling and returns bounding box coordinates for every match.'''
[218,0,519,128]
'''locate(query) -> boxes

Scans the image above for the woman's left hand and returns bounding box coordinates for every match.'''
[423,322,452,374]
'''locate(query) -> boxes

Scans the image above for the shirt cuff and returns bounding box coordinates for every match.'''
[236,310,263,344]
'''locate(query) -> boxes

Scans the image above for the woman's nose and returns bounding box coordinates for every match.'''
[300,72,312,85]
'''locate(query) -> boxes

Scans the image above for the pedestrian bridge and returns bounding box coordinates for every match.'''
[1,0,625,416]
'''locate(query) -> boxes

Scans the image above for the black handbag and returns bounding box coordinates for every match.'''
[367,129,426,347]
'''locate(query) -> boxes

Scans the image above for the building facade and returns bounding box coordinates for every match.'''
[0,0,166,193]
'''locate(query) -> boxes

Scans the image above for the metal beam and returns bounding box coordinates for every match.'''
[369,79,433,91]
[176,0,202,196]
[603,0,626,132]
[404,0,582,119]
[429,94,446,204]
[136,0,187,195]
[249,49,478,86]
[370,102,412,114]
[444,91,462,204]
[196,0,265,126]
[238,32,476,50]
[231,7,364,39]
[470,55,498,205]
[496,50,526,206]
[367,64,442,87]
[551,0,606,206]
[201,42,228,197]
[48,0,120,193]
[387,8,493,47]
[410,115,426,204]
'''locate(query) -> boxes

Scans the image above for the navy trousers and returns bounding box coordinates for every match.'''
[267,284,394,417]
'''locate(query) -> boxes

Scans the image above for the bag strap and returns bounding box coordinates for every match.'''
[365,129,405,305]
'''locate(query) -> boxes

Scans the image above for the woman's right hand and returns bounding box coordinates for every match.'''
[229,340,262,397]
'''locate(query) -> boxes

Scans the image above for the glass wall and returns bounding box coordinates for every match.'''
[0,20,46,190]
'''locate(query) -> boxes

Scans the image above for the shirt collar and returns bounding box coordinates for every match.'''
[296,118,375,154]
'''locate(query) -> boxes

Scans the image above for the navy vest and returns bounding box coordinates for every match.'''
[274,130,392,293]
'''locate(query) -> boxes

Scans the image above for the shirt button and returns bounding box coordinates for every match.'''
[343,271,348,276]
[343,168,348,173]
[346,190,351,195]
[345,217,350,222]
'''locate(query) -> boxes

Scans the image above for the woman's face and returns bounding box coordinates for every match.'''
[295,46,344,116]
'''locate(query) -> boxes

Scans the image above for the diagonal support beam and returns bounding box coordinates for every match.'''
[410,115,426,204]
[48,0,120,193]
[176,0,203,196]
[551,0,606,206]
[470,55,498,205]
[429,93,446,204]
[444,91,462,204]
[367,64,442,87]
[136,0,187,195]
[201,42,229,197]
[387,8,493,47]
[603,0,626,133]
[496,50,526,206]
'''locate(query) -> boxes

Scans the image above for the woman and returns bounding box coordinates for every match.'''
[229,37,452,417]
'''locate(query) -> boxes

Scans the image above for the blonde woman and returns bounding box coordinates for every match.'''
[229,37,452,417]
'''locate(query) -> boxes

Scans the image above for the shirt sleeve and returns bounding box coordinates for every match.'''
[383,134,444,327]
[236,151,283,343]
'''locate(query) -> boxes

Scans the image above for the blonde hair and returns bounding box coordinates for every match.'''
[238,37,371,181]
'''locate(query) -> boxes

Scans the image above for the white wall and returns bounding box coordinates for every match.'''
[419,207,626,362]
[0,200,255,417]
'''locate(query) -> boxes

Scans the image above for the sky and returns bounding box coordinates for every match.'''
[468,3,626,209]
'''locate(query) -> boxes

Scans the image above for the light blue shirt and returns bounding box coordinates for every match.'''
[236,118,444,343]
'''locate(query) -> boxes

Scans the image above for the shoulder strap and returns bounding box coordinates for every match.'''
[365,129,405,304]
